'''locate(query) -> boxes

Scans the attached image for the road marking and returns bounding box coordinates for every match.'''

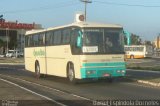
[0,77,66,106]
[0,74,91,101]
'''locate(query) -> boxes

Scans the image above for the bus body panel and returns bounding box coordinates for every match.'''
[25,47,46,74]
[80,55,126,79]
[125,51,145,59]
[25,22,126,81]
[25,46,126,79]
[25,48,35,72]
[46,45,80,78]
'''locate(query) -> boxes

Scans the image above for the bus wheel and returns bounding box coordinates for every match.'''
[67,63,77,84]
[130,55,134,59]
[35,62,40,78]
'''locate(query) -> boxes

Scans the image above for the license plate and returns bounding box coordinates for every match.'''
[103,74,110,77]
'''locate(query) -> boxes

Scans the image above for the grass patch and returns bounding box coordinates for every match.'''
[0,58,24,63]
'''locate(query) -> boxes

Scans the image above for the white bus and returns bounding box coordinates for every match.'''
[124,45,153,59]
[25,22,126,83]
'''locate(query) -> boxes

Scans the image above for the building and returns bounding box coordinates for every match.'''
[0,19,42,55]
[153,36,160,49]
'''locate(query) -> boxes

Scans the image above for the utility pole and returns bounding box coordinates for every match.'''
[80,0,92,21]
[6,28,9,54]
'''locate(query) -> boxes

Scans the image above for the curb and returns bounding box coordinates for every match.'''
[126,69,160,87]
[137,80,160,87]
[126,77,160,87]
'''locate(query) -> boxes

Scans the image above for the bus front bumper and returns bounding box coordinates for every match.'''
[80,62,126,79]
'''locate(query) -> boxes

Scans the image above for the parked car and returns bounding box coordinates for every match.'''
[0,54,5,57]
[6,50,23,58]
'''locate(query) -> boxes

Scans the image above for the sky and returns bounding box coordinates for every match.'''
[0,0,160,41]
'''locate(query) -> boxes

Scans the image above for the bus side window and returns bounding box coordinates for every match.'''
[62,29,70,44]
[53,30,62,45]
[46,31,53,46]
[39,33,45,46]
[33,34,39,47]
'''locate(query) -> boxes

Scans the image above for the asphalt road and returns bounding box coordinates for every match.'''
[126,69,160,80]
[0,64,160,106]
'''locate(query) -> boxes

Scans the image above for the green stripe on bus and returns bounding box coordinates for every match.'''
[82,62,126,67]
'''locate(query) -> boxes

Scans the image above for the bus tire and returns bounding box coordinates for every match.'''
[67,63,77,84]
[35,61,41,78]
[130,55,134,59]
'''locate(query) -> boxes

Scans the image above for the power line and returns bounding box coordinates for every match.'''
[93,1,160,8]
[2,0,160,15]
[1,1,80,14]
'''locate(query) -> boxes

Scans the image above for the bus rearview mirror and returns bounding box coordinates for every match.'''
[77,36,82,48]
[77,31,82,48]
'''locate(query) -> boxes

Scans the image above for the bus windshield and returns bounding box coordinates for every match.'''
[82,28,124,54]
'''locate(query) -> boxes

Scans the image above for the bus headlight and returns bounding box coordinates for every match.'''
[117,70,125,73]
[121,70,125,73]
[117,70,121,73]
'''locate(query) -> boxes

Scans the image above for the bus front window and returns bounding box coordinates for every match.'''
[104,31,124,54]
[82,28,124,54]
[83,30,103,53]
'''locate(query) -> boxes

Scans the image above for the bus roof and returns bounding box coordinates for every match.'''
[73,22,122,28]
[25,22,123,35]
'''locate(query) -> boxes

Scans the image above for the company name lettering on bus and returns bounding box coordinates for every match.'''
[64,48,69,53]
[33,49,45,57]
[85,29,102,32]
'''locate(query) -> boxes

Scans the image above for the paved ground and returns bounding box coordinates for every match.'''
[0,65,160,99]
[1,57,160,84]
[126,58,160,84]
[0,64,160,105]
[127,69,160,83]
[0,78,56,106]
[0,79,44,100]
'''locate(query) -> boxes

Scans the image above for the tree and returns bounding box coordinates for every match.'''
[144,40,152,45]
[124,32,142,45]
[0,39,4,47]
[130,33,142,45]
